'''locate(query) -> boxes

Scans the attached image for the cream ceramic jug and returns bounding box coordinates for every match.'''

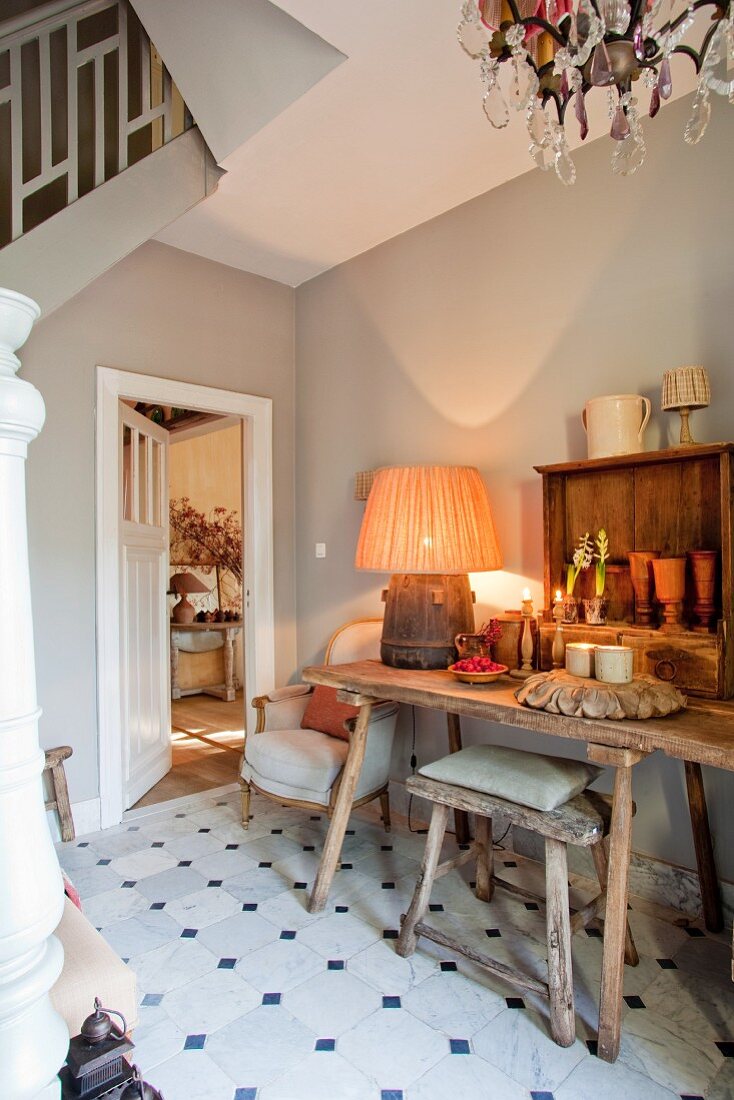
[582,394,651,459]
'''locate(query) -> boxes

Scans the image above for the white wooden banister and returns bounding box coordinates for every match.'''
[0,288,67,1098]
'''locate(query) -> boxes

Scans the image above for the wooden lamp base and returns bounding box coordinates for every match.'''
[380,573,474,670]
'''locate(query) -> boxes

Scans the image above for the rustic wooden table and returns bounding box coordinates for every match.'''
[301,659,734,1063]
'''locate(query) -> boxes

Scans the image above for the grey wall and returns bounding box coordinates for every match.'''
[295,93,734,880]
[22,241,296,804]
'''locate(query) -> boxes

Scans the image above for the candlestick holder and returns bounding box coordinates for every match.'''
[628,550,661,626]
[551,602,565,669]
[687,550,717,633]
[510,597,536,680]
[651,557,686,632]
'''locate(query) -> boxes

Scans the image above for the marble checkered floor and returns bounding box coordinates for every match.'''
[57,789,734,1100]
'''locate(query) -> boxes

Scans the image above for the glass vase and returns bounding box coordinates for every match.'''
[561,595,579,624]
[583,596,609,625]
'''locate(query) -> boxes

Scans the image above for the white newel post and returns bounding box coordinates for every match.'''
[0,289,68,1098]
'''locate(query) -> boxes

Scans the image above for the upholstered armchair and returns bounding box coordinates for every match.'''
[240,619,398,830]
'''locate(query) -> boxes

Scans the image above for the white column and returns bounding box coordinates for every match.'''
[0,289,68,1099]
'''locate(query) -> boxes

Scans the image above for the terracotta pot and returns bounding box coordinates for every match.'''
[651,557,686,632]
[687,550,718,633]
[628,550,661,626]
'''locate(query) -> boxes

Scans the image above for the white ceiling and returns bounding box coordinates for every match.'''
[153,0,698,288]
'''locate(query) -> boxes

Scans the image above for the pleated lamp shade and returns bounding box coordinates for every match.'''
[661,366,710,411]
[356,466,502,574]
[355,466,502,669]
[661,366,710,445]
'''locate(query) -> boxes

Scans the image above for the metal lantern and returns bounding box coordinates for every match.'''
[59,998,135,1099]
[120,1065,165,1100]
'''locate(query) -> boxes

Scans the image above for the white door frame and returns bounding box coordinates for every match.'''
[96,366,274,828]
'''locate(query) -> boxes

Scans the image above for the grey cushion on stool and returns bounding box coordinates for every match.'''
[418,744,602,812]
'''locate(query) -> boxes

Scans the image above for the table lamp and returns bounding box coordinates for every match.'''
[355,465,502,669]
[661,365,710,445]
[169,570,210,624]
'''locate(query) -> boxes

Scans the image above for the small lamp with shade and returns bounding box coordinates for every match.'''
[169,571,210,624]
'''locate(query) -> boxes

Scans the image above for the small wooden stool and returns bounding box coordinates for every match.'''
[397,751,638,1049]
[44,746,75,842]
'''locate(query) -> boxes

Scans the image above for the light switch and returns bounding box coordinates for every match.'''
[315,542,326,558]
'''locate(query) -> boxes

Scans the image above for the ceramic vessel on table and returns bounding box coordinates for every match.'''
[448,663,508,684]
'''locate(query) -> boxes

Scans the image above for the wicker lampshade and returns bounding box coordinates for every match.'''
[355,466,502,669]
[661,366,710,445]
[355,465,502,575]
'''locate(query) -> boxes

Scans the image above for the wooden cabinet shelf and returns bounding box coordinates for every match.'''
[536,443,734,698]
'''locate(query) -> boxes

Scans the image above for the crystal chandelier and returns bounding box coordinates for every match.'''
[458,0,734,183]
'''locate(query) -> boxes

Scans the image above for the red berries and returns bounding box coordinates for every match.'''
[453,657,504,673]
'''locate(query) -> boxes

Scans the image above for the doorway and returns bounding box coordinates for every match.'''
[96,367,275,828]
[132,408,246,809]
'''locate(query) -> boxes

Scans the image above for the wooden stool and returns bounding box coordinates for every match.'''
[44,746,75,842]
[397,760,638,1049]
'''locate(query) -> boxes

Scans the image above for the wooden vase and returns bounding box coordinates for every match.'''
[651,557,686,632]
[687,550,718,633]
[628,550,661,626]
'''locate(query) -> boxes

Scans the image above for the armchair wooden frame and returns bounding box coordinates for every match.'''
[240,619,393,831]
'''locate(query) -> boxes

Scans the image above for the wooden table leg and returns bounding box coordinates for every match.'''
[309,700,374,913]
[222,627,236,703]
[446,713,471,845]
[587,743,647,1064]
[684,759,723,933]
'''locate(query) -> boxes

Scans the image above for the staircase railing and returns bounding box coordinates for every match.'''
[0,0,191,249]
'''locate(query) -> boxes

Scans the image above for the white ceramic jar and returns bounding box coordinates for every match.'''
[595,645,634,684]
[582,394,651,459]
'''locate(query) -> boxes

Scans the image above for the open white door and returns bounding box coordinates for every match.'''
[119,403,171,808]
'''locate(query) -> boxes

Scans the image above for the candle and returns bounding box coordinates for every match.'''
[595,645,634,684]
[522,587,531,601]
[554,589,562,603]
[566,642,596,678]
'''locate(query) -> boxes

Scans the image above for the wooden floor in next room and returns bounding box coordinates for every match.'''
[132,692,245,810]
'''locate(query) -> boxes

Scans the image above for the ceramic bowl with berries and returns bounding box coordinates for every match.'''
[448,656,509,683]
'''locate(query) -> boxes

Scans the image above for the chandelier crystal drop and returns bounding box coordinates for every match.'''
[458,0,733,184]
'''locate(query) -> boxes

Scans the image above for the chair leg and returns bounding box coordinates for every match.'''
[591,839,639,968]
[474,815,494,903]
[240,779,251,828]
[545,837,576,1048]
[379,789,392,833]
[51,763,74,843]
[397,802,450,958]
